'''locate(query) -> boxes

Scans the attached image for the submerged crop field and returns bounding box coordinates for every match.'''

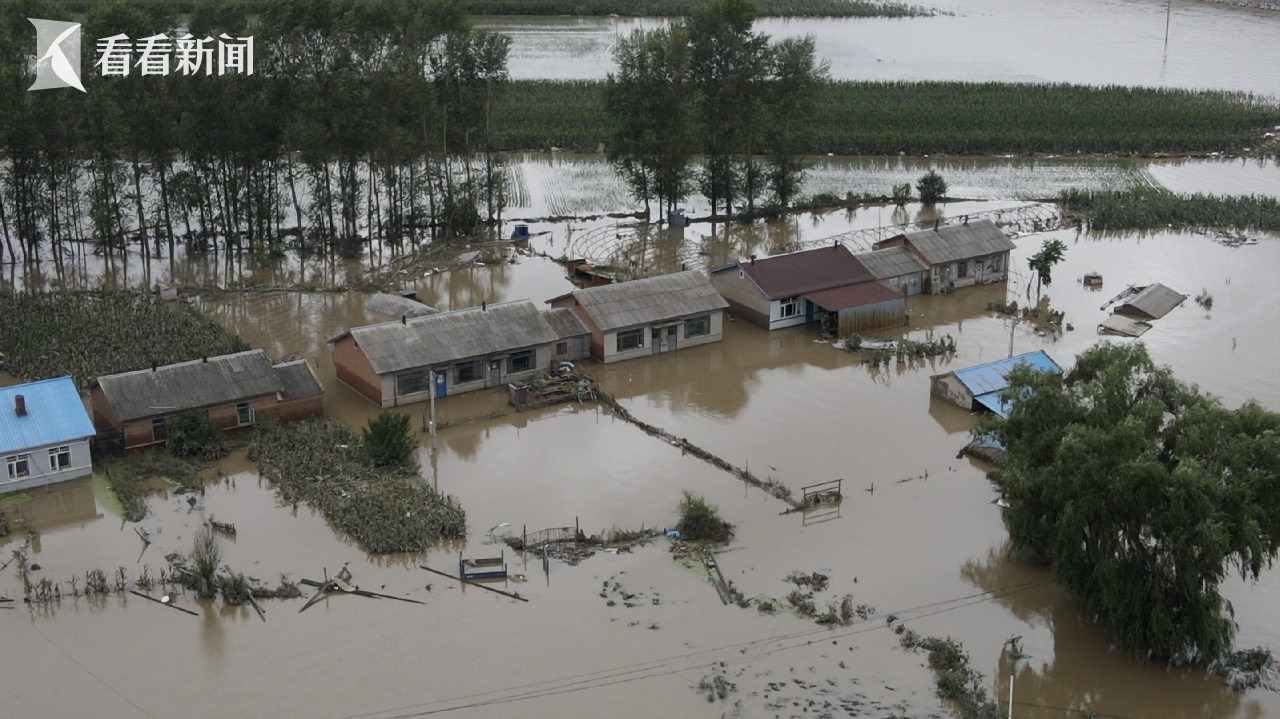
[458,0,932,16]
[1061,187,1280,231]
[0,291,250,386]
[494,81,1280,156]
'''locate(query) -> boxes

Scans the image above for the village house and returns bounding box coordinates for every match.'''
[930,350,1063,414]
[331,300,590,406]
[854,246,929,296]
[89,350,324,453]
[548,271,729,363]
[1,377,96,493]
[874,218,1016,294]
[708,244,906,335]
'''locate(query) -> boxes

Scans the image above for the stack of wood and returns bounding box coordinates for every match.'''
[514,371,600,412]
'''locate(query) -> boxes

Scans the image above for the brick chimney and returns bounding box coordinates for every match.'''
[15,394,26,416]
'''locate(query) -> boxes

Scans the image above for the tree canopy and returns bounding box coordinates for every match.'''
[978,343,1280,663]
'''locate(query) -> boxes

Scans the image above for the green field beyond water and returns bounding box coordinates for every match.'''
[496,81,1280,156]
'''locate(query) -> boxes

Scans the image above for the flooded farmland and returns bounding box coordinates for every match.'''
[485,0,1280,97]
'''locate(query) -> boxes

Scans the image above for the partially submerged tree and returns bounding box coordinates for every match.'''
[977,343,1280,663]
[676,490,734,542]
[362,410,418,467]
[1027,238,1067,298]
[916,169,947,204]
[167,409,229,461]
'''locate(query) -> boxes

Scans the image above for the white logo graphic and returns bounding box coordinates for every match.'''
[29,18,86,92]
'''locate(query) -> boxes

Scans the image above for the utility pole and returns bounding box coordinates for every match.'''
[1005,636,1032,719]
[1165,0,1172,45]
[428,369,437,444]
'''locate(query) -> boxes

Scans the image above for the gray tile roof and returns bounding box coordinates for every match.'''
[337,300,563,375]
[541,307,591,340]
[273,360,324,400]
[95,350,283,422]
[900,219,1015,265]
[566,271,729,332]
[854,246,929,280]
[365,292,438,319]
[1115,283,1186,320]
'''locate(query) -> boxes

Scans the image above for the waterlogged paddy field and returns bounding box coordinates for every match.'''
[3,228,1278,719]
[486,0,1280,96]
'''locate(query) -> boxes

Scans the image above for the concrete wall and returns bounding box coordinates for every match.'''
[929,373,975,409]
[927,252,1009,293]
[551,335,590,363]
[1,438,93,493]
[768,298,809,330]
[879,273,923,296]
[334,334,382,405]
[710,268,771,328]
[599,310,725,364]
[384,344,556,406]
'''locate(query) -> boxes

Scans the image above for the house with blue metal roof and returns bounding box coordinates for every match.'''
[929,350,1063,415]
[1,376,96,493]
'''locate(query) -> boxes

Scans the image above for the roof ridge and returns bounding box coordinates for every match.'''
[98,349,268,381]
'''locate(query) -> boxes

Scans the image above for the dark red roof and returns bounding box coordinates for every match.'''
[728,245,875,299]
[804,282,903,311]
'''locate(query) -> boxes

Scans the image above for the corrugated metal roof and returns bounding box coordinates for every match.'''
[0,377,95,454]
[973,391,1013,418]
[344,300,563,375]
[854,246,929,279]
[901,219,1016,265]
[949,350,1063,395]
[1098,314,1152,337]
[95,350,283,423]
[541,307,591,340]
[365,292,438,319]
[712,245,874,299]
[568,271,728,331]
[1114,283,1186,320]
[273,360,324,400]
[804,282,903,311]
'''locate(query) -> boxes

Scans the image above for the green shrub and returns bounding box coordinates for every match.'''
[917,170,948,204]
[676,491,734,542]
[362,411,417,467]
[167,410,229,460]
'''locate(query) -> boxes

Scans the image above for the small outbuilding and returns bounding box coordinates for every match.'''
[875,218,1015,294]
[331,300,591,406]
[1112,283,1187,320]
[90,350,324,453]
[2,377,96,493]
[365,292,439,320]
[854,246,929,296]
[709,244,905,334]
[549,271,729,363]
[930,350,1062,414]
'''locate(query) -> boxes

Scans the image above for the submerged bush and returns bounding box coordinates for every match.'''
[917,169,948,204]
[362,410,417,467]
[167,410,229,461]
[676,491,734,543]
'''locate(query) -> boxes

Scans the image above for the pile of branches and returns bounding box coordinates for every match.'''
[249,417,466,553]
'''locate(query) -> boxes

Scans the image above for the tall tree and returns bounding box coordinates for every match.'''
[978,343,1280,663]
[764,36,828,209]
[1027,237,1067,298]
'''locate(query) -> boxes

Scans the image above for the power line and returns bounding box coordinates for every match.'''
[18,612,159,719]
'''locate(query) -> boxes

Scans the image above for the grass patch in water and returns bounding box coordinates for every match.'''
[1061,186,1280,231]
[249,416,466,554]
[0,493,33,509]
[105,452,204,522]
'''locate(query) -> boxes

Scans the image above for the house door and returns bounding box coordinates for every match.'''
[651,327,662,354]
[434,371,447,398]
[667,325,677,352]
[488,361,501,387]
[976,260,984,283]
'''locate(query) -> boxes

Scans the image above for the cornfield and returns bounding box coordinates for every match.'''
[461,0,931,16]
[1060,187,1280,231]
[493,80,1280,156]
[0,291,251,387]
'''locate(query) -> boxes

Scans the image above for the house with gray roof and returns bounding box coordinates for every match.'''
[89,350,324,453]
[874,218,1016,294]
[854,246,929,296]
[548,271,729,363]
[329,300,590,406]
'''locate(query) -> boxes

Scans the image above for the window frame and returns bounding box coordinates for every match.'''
[235,402,255,427]
[957,260,969,279]
[49,445,72,471]
[152,417,168,443]
[684,315,711,339]
[990,255,1002,272]
[396,370,428,397]
[6,454,31,481]
[508,350,535,374]
[616,328,644,352]
[779,296,802,319]
[456,361,482,384]
[555,341,568,355]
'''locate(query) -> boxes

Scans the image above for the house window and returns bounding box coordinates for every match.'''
[889,277,899,289]
[49,446,72,471]
[556,342,568,355]
[990,255,1002,272]
[616,328,644,352]
[957,261,968,278]
[456,361,482,384]
[5,454,31,481]
[236,402,254,426]
[685,315,711,338]
[152,418,168,442]
[397,370,428,396]
[508,350,535,374]
[779,296,802,319]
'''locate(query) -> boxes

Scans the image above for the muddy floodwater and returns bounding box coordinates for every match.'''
[3,225,1278,718]
[486,0,1280,96]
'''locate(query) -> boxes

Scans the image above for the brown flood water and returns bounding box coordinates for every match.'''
[2,230,1278,719]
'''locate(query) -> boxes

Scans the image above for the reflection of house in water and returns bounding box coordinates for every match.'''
[2,377,95,493]
[2,480,102,542]
[709,244,906,336]
[874,218,1015,295]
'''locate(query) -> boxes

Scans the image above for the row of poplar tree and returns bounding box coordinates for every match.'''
[605,0,828,219]
[0,0,512,268]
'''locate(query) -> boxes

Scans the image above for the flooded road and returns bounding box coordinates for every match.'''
[486,0,1280,96]
[4,227,1278,718]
